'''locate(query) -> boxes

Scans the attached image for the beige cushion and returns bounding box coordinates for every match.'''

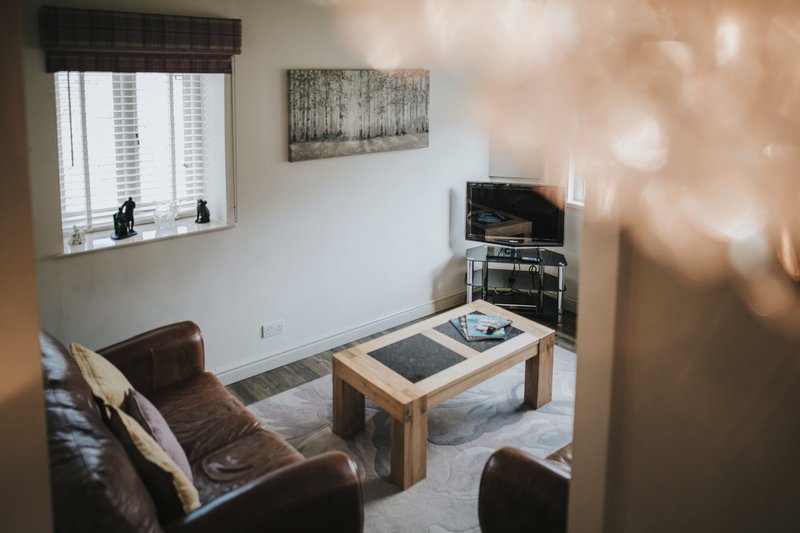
[107,404,200,519]
[70,343,200,519]
[70,342,133,408]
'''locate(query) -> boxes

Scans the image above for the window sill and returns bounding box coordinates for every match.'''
[566,200,584,210]
[55,218,233,258]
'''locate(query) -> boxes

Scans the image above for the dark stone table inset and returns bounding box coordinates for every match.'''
[368,334,466,383]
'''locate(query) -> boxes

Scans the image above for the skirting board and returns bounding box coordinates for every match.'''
[216,289,467,386]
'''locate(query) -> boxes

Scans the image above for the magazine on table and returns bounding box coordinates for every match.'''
[450,317,481,341]
[450,312,512,341]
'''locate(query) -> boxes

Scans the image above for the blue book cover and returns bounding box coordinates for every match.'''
[464,313,511,339]
[450,317,479,341]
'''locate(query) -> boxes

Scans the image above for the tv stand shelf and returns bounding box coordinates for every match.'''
[466,246,567,325]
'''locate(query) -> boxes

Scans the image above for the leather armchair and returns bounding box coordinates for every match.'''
[478,444,572,533]
[168,453,363,533]
[42,322,364,533]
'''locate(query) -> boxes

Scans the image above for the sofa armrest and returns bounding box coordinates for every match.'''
[166,451,363,533]
[98,321,205,396]
[478,447,570,533]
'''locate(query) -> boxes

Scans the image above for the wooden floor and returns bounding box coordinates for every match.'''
[226,306,577,406]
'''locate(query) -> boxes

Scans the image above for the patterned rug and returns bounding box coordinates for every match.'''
[248,346,576,533]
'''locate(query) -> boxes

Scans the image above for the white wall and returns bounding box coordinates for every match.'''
[1,0,52,529]
[568,213,620,532]
[23,0,488,382]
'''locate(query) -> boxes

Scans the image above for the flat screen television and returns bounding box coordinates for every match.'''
[466,181,565,247]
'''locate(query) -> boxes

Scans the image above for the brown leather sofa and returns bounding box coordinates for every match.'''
[42,321,364,533]
[478,444,572,533]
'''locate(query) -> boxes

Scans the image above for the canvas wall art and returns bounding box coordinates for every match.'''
[288,69,429,162]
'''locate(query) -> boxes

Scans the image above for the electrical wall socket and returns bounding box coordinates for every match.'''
[261,319,284,339]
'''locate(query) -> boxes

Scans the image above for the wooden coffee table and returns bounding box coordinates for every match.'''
[332,299,555,489]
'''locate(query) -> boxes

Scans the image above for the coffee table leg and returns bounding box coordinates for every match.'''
[390,398,427,489]
[333,374,365,437]
[524,333,554,408]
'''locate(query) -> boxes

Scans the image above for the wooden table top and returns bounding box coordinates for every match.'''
[332,300,554,419]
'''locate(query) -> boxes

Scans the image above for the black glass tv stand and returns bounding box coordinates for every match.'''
[465,245,567,325]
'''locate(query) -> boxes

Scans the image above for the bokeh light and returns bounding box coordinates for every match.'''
[329,0,800,332]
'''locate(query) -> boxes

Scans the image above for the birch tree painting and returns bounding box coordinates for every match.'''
[288,69,429,162]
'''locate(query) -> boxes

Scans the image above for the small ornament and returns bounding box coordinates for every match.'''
[111,200,137,241]
[122,196,136,231]
[152,200,178,226]
[195,199,210,224]
[69,225,85,246]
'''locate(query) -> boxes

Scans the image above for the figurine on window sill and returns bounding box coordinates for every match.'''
[69,225,85,246]
[111,206,137,240]
[122,196,136,231]
[195,199,210,224]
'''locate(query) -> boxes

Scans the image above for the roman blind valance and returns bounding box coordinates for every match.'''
[39,6,242,74]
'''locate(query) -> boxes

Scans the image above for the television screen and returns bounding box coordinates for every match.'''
[466,182,565,247]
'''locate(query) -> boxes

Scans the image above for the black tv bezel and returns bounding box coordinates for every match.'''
[466,181,566,248]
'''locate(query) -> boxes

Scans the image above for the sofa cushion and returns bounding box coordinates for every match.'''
[71,342,133,408]
[193,430,306,503]
[107,404,201,522]
[149,372,303,503]
[126,388,193,481]
[150,373,274,462]
[41,331,163,533]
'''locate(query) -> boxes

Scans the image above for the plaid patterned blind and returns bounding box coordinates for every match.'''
[39,6,242,73]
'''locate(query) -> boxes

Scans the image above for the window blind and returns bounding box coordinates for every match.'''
[55,72,207,232]
[40,6,242,74]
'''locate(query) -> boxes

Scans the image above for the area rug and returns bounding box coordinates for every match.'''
[248,346,576,533]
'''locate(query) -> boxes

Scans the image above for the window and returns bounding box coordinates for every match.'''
[54,72,226,233]
[567,155,585,206]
